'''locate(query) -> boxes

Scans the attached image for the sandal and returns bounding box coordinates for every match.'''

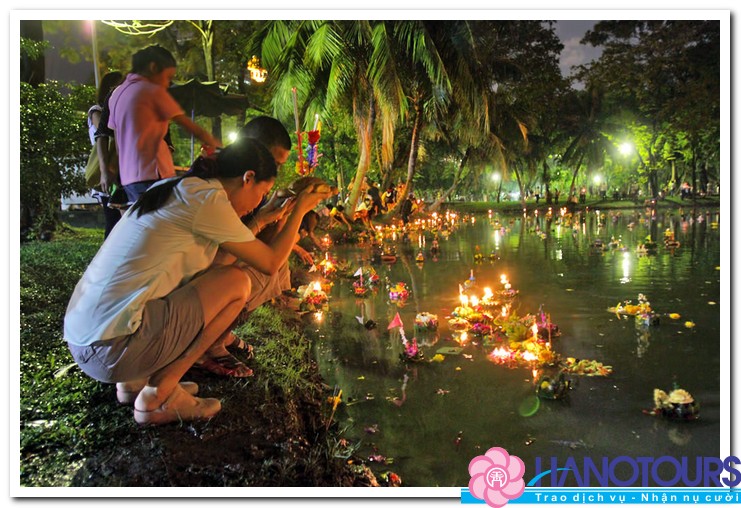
[193,354,254,378]
[117,380,199,405]
[226,336,255,360]
[134,384,221,425]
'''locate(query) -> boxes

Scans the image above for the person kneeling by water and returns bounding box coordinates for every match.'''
[64,139,331,425]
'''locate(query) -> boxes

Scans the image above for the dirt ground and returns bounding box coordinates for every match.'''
[69,322,375,487]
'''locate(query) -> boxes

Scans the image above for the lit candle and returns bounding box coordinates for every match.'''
[313,113,319,131]
[313,281,321,292]
[470,296,480,307]
[531,323,539,340]
[460,294,470,308]
[483,287,493,300]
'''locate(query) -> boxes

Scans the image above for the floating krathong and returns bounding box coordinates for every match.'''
[536,371,573,400]
[388,282,409,303]
[646,386,699,420]
[414,312,439,332]
[297,281,329,312]
[318,253,336,277]
[562,357,612,377]
[388,312,424,362]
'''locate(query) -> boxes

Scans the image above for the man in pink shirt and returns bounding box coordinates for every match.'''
[108,45,221,204]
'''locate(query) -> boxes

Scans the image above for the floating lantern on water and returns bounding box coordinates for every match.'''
[388,282,409,303]
[297,280,329,312]
[388,312,424,363]
[414,312,438,332]
[647,386,699,420]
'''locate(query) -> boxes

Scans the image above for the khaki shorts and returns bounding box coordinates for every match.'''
[242,263,291,312]
[68,285,204,383]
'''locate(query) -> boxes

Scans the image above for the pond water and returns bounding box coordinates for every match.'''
[309,207,722,487]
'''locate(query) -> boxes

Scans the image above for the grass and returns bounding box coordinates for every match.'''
[18,226,364,487]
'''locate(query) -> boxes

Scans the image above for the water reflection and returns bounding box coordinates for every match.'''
[310,207,721,487]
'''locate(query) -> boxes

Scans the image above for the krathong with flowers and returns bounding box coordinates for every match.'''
[388,313,424,363]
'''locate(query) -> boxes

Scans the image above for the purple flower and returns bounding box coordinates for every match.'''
[468,447,525,508]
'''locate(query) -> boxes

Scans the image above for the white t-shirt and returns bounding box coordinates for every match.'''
[64,177,255,346]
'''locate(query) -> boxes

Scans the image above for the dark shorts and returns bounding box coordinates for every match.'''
[123,180,158,203]
[68,285,204,383]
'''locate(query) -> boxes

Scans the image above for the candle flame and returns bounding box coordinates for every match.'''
[522,351,538,362]
[531,323,539,339]
[313,281,321,292]
[470,296,480,307]
[490,347,511,359]
[483,287,494,299]
[460,294,470,307]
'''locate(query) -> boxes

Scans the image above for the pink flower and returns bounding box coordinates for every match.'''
[468,447,525,508]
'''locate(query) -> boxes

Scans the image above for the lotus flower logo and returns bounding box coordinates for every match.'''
[468,447,525,508]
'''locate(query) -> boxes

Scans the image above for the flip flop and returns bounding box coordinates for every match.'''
[193,354,254,378]
[226,337,255,360]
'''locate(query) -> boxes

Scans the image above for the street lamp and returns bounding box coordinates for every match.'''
[619,142,633,156]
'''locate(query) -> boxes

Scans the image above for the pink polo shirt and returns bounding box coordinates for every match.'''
[108,73,184,186]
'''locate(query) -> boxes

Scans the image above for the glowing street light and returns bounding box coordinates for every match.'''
[619,142,634,156]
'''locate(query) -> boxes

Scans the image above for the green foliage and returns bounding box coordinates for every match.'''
[20,36,48,60]
[20,81,95,231]
[19,228,138,486]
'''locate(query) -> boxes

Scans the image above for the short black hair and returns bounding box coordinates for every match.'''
[239,116,291,151]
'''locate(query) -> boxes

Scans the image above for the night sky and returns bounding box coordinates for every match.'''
[44,19,604,85]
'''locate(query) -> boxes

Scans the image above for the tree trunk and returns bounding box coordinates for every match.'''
[396,100,422,210]
[512,163,527,209]
[20,20,45,86]
[568,153,584,202]
[428,147,470,212]
[346,99,375,213]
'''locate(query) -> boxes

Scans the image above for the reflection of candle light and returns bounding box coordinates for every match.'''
[532,369,539,381]
[314,311,323,322]
[459,331,468,344]
[472,217,476,224]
